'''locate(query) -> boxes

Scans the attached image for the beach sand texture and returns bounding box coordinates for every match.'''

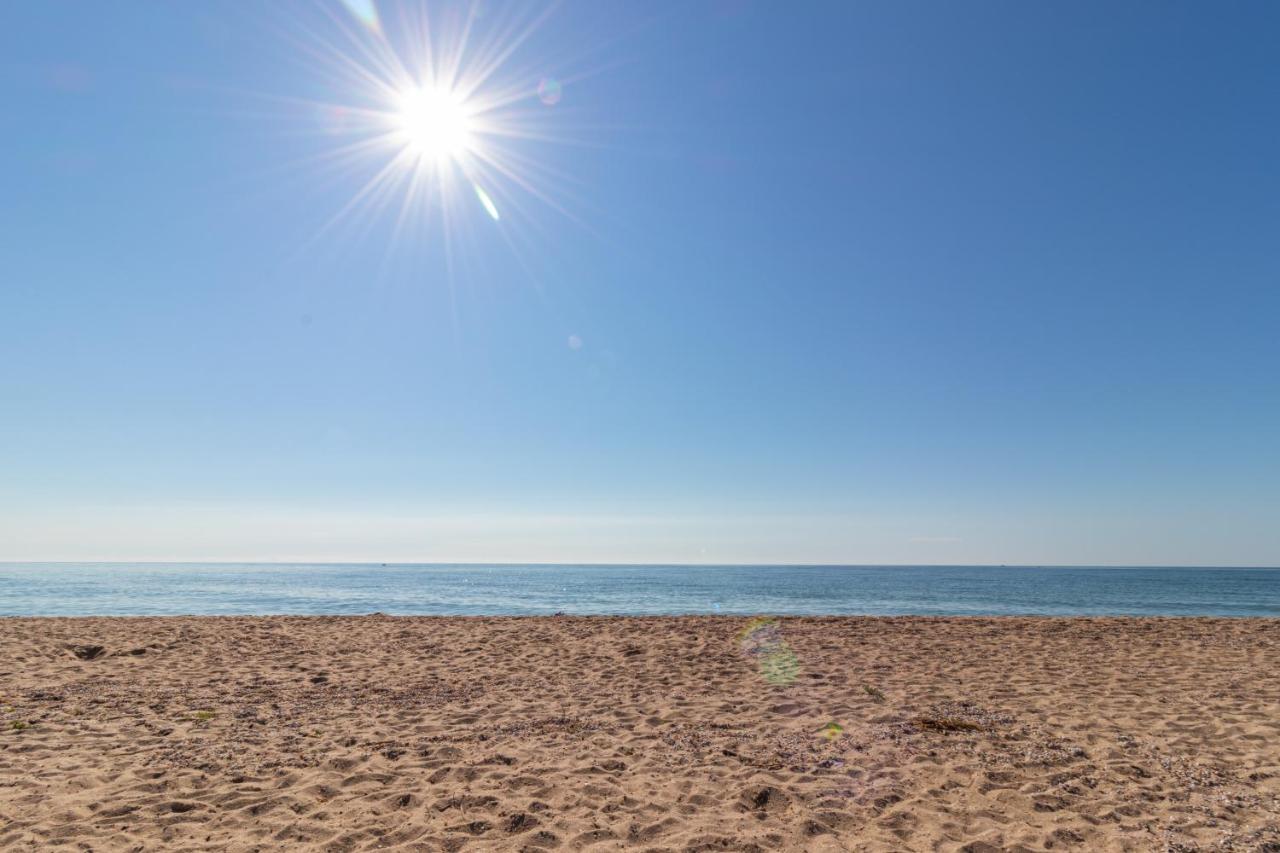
[1,616,1278,851]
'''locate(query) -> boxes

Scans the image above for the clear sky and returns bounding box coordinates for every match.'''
[2,1,1278,565]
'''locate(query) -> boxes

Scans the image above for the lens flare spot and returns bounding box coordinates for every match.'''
[567,334,583,350]
[339,0,381,33]
[739,617,782,650]
[759,647,800,685]
[738,617,800,685]
[537,77,563,106]
[474,184,500,220]
[318,105,354,136]
[818,721,844,741]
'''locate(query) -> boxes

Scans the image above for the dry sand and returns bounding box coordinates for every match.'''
[1,616,1278,851]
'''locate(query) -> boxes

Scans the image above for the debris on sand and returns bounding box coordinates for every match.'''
[69,645,106,660]
[913,716,983,733]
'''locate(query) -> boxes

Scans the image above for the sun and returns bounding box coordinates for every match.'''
[282,2,586,245]
[395,85,474,163]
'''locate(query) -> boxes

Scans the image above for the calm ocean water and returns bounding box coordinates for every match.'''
[1,564,1278,617]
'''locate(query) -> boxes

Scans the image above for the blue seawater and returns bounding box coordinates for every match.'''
[1,563,1278,617]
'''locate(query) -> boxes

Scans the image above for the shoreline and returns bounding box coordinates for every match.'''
[3,616,1278,850]
[7,613,1280,621]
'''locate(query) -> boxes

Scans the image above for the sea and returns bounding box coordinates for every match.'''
[1,563,1278,617]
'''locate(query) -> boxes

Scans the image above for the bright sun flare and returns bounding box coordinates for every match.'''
[293,2,579,243]
[396,86,473,162]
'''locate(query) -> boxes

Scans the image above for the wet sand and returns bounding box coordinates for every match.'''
[1,616,1278,851]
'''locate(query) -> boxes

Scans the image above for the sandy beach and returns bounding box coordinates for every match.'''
[1,616,1278,851]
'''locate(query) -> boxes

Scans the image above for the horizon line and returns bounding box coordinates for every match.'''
[2,561,1278,570]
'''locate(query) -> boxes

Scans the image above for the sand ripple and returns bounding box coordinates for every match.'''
[2,616,1279,851]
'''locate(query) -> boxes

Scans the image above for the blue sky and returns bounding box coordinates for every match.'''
[2,1,1278,564]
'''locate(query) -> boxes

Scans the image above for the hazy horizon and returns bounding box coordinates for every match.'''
[4,560,1278,569]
